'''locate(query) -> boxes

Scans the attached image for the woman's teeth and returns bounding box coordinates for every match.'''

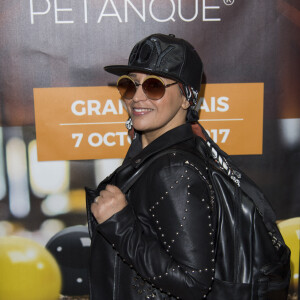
[133,108,153,112]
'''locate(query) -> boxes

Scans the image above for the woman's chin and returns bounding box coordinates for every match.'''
[132,124,151,132]
[131,119,153,132]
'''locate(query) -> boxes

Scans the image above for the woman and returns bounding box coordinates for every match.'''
[86,33,290,300]
[86,33,215,300]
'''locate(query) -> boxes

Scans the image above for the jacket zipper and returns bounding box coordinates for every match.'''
[113,252,119,300]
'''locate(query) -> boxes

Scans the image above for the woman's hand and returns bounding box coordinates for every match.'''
[91,184,128,224]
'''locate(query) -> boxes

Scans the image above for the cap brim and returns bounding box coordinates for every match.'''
[104,65,184,84]
[104,65,152,76]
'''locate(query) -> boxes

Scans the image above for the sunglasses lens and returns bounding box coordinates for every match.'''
[142,78,165,100]
[117,77,136,99]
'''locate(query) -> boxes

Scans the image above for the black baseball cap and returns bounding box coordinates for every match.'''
[104,33,203,92]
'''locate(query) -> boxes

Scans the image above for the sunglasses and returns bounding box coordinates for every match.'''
[117,75,177,100]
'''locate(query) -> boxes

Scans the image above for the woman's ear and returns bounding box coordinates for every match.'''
[181,97,190,110]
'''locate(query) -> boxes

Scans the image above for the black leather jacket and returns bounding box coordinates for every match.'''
[86,124,216,300]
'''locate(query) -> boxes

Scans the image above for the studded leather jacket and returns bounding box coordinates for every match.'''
[86,124,216,300]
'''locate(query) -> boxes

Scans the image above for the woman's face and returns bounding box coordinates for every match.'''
[124,72,189,145]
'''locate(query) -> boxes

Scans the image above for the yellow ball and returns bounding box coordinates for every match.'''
[0,236,62,300]
[278,217,300,291]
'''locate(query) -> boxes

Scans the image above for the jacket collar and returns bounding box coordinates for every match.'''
[125,123,195,168]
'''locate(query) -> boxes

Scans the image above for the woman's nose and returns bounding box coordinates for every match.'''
[132,84,147,102]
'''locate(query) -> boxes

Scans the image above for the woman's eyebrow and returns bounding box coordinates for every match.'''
[128,73,137,78]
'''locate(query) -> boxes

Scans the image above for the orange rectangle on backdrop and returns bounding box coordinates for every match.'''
[34,83,264,161]
[34,86,130,161]
[198,83,264,155]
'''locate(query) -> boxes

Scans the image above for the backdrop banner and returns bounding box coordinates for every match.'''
[0,0,299,298]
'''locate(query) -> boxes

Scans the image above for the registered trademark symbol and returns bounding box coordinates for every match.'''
[223,0,234,5]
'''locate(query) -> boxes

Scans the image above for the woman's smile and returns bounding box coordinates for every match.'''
[131,107,154,116]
